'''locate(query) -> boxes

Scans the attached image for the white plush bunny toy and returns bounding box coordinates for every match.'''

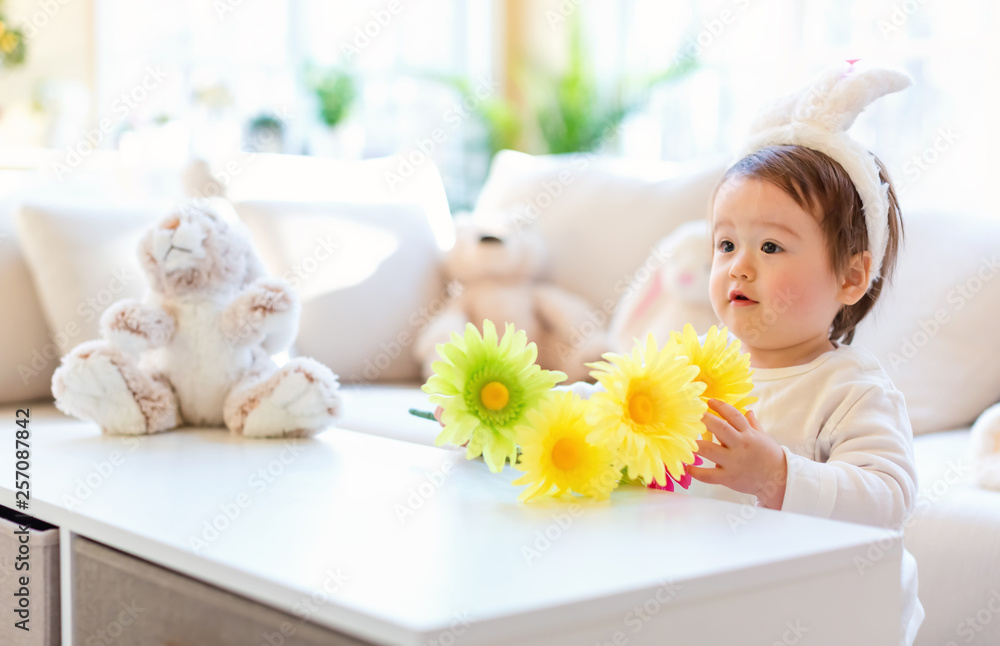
[608,220,719,353]
[52,200,342,438]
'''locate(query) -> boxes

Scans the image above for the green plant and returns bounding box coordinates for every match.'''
[0,3,27,69]
[424,10,695,159]
[247,113,285,151]
[249,113,284,133]
[531,15,697,155]
[310,68,357,128]
[431,74,521,159]
[534,16,610,154]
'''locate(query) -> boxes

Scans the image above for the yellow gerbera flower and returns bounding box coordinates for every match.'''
[586,333,707,486]
[512,391,623,501]
[422,320,567,472]
[668,324,757,441]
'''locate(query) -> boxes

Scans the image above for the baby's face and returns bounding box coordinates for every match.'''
[709,177,843,365]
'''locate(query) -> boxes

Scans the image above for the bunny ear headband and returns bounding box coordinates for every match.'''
[734,60,913,287]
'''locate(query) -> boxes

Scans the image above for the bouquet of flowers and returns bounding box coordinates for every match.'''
[415,320,755,502]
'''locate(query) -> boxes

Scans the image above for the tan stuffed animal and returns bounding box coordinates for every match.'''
[414,214,609,383]
[52,200,342,438]
[609,220,719,352]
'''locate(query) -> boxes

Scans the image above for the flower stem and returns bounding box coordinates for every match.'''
[408,408,437,421]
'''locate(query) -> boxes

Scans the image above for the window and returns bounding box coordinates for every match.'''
[80,0,1000,214]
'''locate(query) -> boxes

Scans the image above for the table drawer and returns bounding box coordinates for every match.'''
[72,537,371,646]
[0,505,59,646]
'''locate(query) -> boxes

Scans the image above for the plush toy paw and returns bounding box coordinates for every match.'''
[222,277,300,351]
[52,340,180,435]
[100,299,176,354]
[971,403,1000,491]
[542,330,611,383]
[224,358,341,438]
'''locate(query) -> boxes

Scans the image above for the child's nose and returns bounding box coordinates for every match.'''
[729,252,754,280]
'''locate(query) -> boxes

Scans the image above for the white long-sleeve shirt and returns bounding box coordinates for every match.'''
[744,344,918,526]
[751,345,923,645]
[563,343,923,644]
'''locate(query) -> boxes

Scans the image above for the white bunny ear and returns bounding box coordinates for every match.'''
[745,93,799,136]
[747,62,850,136]
[749,61,912,136]
[798,62,912,132]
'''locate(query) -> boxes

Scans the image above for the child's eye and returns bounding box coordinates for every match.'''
[761,241,782,254]
[718,240,734,253]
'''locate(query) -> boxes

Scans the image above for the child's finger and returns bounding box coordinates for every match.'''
[708,399,752,433]
[688,464,723,485]
[746,409,763,431]
[702,412,739,447]
[696,439,726,465]
[434,406,444,425]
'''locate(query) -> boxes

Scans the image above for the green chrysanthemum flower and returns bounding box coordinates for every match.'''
[422,320,567,472]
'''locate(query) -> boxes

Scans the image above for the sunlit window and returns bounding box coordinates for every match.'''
[0,0,994,214]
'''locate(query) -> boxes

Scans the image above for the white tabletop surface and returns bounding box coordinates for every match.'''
[0,403,898,645]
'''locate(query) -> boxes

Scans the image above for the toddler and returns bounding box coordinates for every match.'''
[683,61,923,645]
[564,61,922,643]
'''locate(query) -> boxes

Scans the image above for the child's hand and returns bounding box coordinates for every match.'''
[688,399,787,510]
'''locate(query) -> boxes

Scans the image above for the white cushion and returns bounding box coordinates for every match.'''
[0,166,157,404]
[907,428,1000,646]
[0,173,55,402]
[854,211,1000,435]
[221,153,454,249]
[473,150,728,309]
[14,200,168,362]
[236,200,450,383]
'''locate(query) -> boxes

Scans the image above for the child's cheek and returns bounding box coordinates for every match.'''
[708,263,729,312]
[763,272,807,324]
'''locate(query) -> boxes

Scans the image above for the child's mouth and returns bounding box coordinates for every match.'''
[730,292,758,306]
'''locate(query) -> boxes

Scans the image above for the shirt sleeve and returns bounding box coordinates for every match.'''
[779,384,918,529]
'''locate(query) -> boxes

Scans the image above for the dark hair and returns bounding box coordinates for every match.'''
[714,145,902,344]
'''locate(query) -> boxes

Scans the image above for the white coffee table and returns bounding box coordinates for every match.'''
[0,404,903,645]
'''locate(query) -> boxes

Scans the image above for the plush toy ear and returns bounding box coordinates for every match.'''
[452,212,477,233]
[630,270,666,323]
[971,403,1000,491]
[183,159,225,199]
[137,229,164,293]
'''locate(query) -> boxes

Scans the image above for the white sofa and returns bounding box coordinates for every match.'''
[2,150,998,645]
